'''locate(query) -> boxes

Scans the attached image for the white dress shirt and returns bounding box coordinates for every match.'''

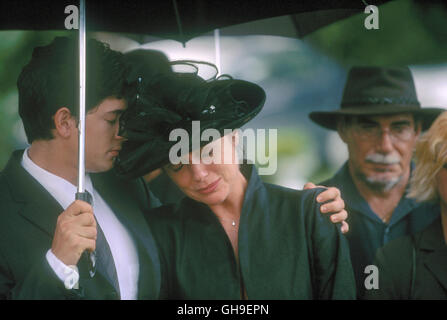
[21,148,139,300]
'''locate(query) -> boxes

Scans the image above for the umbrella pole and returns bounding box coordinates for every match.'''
[75,0,96,277]
[77,0,86,197]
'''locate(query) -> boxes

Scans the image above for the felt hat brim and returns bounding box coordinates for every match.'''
[309,105,445,131]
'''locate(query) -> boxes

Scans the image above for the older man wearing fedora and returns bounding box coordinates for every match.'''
[309,66,444,297]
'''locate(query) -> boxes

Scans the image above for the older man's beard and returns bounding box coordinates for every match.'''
[355,153,403,192]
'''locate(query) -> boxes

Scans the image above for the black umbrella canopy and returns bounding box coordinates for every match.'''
[0,0,390,43]
[121,8,366,45]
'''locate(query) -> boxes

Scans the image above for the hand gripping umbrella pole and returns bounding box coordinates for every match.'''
[75,0,97,278]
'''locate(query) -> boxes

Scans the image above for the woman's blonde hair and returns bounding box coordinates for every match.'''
[408,111,447,202]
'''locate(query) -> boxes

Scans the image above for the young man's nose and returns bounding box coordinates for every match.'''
[116,134,128,142]
[114,124,128,141]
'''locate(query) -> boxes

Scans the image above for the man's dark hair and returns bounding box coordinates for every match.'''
[17,36,128,143]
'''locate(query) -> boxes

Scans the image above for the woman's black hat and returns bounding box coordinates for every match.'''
[115,71,266,179]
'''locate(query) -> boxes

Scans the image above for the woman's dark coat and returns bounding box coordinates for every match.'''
[365,216,447,300]
[146,165,356,299]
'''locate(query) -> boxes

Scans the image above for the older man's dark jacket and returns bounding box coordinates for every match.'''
[321,162,440,297]
[0,150,162,299]
[147,165,356,299]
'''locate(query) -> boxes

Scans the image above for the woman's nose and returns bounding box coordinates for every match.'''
[190,163,209,181]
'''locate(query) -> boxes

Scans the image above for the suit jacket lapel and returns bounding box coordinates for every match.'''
[424,248,447,292]
[420,220,447,291]
[91,171,161,299]
[4,150,63,238]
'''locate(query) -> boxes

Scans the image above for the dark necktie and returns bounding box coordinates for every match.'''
[95,221,120,295]
[83,190,120,295]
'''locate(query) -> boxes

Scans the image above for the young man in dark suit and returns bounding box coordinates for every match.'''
[0,37,162,299]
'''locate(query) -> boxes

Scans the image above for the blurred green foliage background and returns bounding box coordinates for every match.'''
[0,30,72,166]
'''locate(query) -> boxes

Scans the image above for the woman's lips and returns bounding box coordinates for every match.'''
[197,178,221,194]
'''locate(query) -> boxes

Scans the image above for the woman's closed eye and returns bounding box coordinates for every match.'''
[167,163,184,172]
[202,149,214,160]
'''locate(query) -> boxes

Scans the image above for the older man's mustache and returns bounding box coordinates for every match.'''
[365,153,400,165]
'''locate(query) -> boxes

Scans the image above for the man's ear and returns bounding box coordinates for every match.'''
[414,119,422,137]
[53,107,77,139]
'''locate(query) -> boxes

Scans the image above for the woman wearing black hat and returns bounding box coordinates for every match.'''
[115,68,356,299]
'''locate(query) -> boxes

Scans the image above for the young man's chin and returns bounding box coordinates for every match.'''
[86,160,115,173]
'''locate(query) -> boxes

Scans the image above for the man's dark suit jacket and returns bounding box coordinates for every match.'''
[0,150,162,300]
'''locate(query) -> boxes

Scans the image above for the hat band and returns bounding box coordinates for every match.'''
[342,97,420,107]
